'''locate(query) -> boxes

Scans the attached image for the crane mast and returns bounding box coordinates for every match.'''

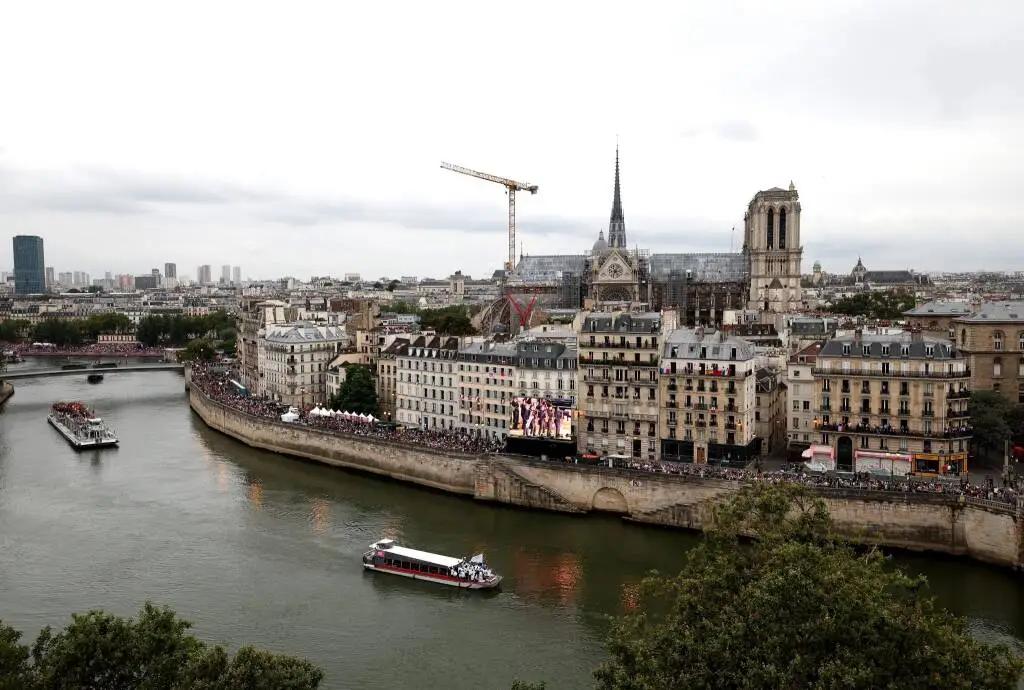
[440,162,538,274]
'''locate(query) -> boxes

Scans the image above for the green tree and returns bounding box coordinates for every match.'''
[420,305,476,336]
[387,279,400,292]
[329,364,379,416]
[969,390,1014,460]
[0,602,323,689]
[81,313,133,340]
[578,483,1023,690]
[31,319,83,346]
[830,291,916,320]
[0,319,31,342]
[180,338,217,362]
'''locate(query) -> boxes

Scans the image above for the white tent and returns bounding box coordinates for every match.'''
[365,414,376,423]
[327,409,337,417]
[310,405,323,416]
[358,413,368,422]
[280,410,300,423]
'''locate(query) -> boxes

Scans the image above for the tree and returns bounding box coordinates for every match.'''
[329,364,379,416]
[0,319,31,343]
[135,311,235,348]
[969,390,1013,460]
[179,338,216,362]
[830,291,916,320]
[0,602,324,689]
[31,319,83,346]
[420,305,476,336]
[387,279,400,292]
[575,484,1023,690]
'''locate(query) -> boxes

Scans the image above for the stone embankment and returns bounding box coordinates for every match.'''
[188,384,1024,570]
[0,380,14,407]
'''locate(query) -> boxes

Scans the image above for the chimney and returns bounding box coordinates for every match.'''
[853,328,863,341]
[911,328,924,343]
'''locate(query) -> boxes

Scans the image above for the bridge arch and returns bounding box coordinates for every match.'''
[592,487,629,514]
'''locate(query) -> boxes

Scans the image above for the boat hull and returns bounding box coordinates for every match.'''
[363,563,502,590]
[47,415,119,450]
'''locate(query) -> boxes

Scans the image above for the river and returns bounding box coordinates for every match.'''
[1,369,1023,689]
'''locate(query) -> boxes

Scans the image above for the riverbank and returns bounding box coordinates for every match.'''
[0,380,13,407]
[187,383,1024,570]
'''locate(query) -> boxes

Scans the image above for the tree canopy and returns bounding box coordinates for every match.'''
[0,602,323,689]
[136,312,235,348]
[329,364,379,416]
[384,302,476,336]
[830,291,916,320]
[516,483,1024,689]
[969,389,1024,462]
[179,338,217,362]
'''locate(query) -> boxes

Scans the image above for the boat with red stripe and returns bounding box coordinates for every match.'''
[362,539,502,590]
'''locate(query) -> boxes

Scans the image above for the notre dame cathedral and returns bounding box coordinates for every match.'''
[507,147,804,325]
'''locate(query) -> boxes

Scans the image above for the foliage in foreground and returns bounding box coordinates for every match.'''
[515,483,1024,690]
[0,602,323,689]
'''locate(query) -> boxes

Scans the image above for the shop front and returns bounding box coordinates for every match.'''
[912,452,968,477]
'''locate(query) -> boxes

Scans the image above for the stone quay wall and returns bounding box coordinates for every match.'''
[0,380,14,407]
[188,385,1024,570]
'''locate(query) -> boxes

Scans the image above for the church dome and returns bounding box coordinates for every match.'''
[592,230,608,252]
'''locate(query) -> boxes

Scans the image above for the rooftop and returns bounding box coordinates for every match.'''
[903,300,974,317]
[955,301,1024,323]
[581,311,662,334]
[820,333,960,360]
[662,328,757,361]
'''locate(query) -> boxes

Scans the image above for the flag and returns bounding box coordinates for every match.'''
[470,554,484,564]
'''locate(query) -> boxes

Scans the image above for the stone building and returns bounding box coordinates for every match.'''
[812,331,971,476]
[375,337,410,421]
[395,335,466,431]
[457,340,519,440]
[577,311,663,461]
[754,367,785,456]
[257,321,348,406]
[903,300,974,339]
[515,340,577,402]
[658,328,760,465]
[786,341,824,456]
[955,301,1024,403]
[743,183,804,313]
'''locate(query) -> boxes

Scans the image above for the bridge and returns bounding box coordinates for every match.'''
[0,363,184,380]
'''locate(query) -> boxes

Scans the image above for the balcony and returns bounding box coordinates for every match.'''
[666,401,678,408]
[724,422,737,430]
[694,403,708,410]
[813,367,971,380]
[819,405,832,412]
[817,423,972,439]
[582,374,611,384]
[947,408,969,419]
[947,389,971,399]
[922,410,935,418]
[696,421,707,428]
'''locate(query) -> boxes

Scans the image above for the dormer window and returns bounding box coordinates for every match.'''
[925,346,935,357]
[901,345,910,357]
[881,345,890,356]
[842,344,851,356]
[862,345,870,356]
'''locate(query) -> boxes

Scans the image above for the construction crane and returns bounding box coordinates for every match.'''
[440,162,538,274]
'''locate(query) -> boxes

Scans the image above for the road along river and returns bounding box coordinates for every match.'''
[1,372,1023,689]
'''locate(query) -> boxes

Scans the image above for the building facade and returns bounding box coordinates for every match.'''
[903,300,973,339]
[395,335,463,431]
[743,183,803,313]
[813,332,971,476]
[515,340,577,402]
[375,337,409,421]
[457,340,518,440]
[12,235,45,295]
[786,341,823,455]
[577,312,662,461]
[954,302,1024,404]
[659,328,759,465]
[257,321,347,406]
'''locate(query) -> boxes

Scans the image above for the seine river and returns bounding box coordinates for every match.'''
[2,365,1024,689]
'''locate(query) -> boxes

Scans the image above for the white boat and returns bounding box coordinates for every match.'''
[47,401,119,450]
[362,539,502,590]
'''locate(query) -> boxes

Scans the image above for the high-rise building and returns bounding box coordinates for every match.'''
[221,265,231,283]
[164,263,177,279]
[13,235,45,295]
[45,266,55,289]
[232,266,241,285]
[197,265,212,284]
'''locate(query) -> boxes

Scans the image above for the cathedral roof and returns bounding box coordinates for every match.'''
[648,253,749,282]
[509,254,587,282]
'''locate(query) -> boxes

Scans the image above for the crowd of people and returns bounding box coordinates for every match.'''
[6,342,165,357]
[191,364,503,454]
[622,459,1020,507]
[189,363,1019,508]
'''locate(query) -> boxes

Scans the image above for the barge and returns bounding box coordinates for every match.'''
[47,401,119,449]
[362,539,502,590]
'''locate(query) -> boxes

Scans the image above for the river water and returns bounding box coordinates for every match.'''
[1,367,1023,689]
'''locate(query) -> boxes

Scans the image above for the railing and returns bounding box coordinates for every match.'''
[817,423,972,439]
[813,367,971,380]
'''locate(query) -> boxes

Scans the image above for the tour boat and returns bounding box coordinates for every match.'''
[362,539,503,590]
[87,373,104,384]
[47,401,119,449]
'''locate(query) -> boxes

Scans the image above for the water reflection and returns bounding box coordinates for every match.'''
[217,463,229,492]
[514,549,582,605]
[248,478,263,508]
[310,498,329,534]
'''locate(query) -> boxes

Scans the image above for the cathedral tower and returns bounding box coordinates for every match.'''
[607,147,626,249]
[744,182,803,313]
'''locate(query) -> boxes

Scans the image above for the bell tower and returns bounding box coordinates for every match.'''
[745,182,803,313]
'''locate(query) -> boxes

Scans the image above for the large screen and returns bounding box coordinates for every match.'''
[508,397,573,440]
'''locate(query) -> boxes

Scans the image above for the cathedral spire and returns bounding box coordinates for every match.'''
[608,145,626,249]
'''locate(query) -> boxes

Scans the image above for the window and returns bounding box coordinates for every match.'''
[766,208,775,249]
[994,358,1003,377]
[1019,332,1024,351]
[995,331,1004,351]
[961,329,967,346]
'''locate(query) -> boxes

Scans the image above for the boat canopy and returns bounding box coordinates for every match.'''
[371,540,463,569]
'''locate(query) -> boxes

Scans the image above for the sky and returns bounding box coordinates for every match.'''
[1,1,1021,281]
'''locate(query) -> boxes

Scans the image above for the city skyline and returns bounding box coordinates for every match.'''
[1,2,1021,278]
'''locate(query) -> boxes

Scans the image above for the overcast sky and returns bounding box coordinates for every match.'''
[1,1,1021,281]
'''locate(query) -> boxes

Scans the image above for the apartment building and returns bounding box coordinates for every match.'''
[237,298,293,392]
[954,301,1024,403]
[903,300,973,338]
[577,312,662,461]
[813,331,971,476]
[754,368,785,456]
[659,328,759,466]
[515,340,577,402]
[257,321,348,406]
[786,341,824,456]
[458,340,518,440]
[375,337,410,421]
[395,335,464,430]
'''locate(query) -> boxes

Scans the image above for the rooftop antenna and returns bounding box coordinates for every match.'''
[730,226,735,252]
